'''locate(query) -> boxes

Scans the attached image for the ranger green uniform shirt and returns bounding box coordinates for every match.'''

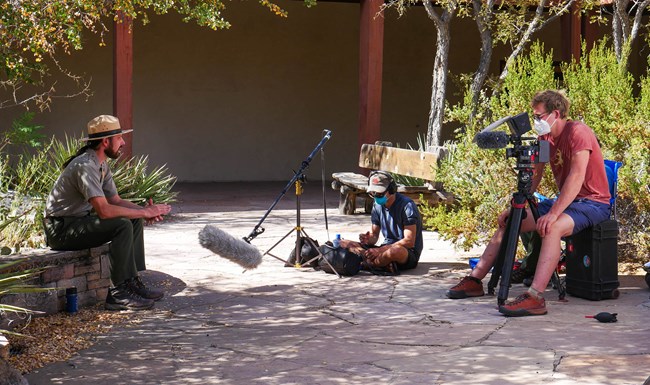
[46,149,118,217]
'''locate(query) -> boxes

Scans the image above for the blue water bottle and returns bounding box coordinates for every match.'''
[333,234,341,249]
[66,287,78,314]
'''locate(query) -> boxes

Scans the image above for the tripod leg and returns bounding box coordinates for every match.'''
[487,205,523,296]
[487,219,511,296]
[496,206,526,305]
[487,196,527,305]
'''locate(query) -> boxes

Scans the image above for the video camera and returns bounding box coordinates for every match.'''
[474,112,550,169]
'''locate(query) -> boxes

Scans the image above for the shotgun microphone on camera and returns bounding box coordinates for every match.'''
[199,225,263,270]
[474,131,510,149]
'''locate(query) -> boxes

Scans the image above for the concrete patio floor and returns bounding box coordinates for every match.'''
[25,182,650,385]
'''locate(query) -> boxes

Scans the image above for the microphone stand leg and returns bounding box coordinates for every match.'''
[265,178,342,278]
[264,228,299,265]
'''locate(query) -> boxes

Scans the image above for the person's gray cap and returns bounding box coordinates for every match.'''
[367,172,392,194]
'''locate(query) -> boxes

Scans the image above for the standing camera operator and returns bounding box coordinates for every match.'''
[446,90,611,317]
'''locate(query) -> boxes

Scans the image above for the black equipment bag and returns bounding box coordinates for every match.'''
[317,244,362,276]
[286,236,320,267]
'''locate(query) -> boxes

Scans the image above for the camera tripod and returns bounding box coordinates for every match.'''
[243,130,341,277]
[487,159,565,305]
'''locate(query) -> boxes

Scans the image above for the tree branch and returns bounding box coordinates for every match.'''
[539,0,576,28]
[423,0,442,24]
[630,0,650,43]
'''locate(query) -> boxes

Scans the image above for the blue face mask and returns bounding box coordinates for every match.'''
[374,195,388,206]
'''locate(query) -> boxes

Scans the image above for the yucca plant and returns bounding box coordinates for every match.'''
[0,260,52,336]
[110,155,178,205]
[0,201,42,254]
[43,134,80,190]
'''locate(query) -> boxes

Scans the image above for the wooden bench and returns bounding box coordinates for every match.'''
[331,143,453,214]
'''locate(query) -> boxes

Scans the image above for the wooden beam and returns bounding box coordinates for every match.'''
[358,0,384,163]
[114,13,134,159]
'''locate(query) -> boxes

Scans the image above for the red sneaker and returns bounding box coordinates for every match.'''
[446,276,485,299]
[498,292,547,317]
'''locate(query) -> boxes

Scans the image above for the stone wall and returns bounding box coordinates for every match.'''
[0,245,112,318]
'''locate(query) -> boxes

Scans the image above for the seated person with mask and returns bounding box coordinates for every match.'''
[339,171,423,273]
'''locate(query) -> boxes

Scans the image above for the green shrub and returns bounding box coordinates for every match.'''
[561,40,650,267]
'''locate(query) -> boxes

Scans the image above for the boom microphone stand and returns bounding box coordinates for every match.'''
[243,130,341,277]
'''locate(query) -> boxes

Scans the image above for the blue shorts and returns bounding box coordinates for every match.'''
[537,198,611,235]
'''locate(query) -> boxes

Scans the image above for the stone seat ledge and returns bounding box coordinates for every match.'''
[0,244,112,318]
[1,244,108,270]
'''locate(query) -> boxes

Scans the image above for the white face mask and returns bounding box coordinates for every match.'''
[533,118,551,136]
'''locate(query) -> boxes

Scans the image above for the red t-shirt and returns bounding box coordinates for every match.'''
[541,121,611,205]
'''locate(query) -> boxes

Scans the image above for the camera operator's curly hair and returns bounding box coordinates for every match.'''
[531,90,570,119]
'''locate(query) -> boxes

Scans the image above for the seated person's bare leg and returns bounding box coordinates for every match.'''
[529,214,574,293]
[339,240,408,268]
[368,244,408,267]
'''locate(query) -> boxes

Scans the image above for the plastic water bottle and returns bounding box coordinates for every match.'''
[333,234,341,249]
[66,287,78,314]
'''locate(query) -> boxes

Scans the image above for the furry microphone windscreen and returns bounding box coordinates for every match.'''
[199,225,263,270]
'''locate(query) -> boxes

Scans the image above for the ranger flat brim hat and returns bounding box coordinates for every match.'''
[82,115,133,141]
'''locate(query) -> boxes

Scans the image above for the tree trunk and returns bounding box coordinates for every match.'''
[612,0,627,62]
[612,0,650,69]
[427,23,451,148]
[422,0,456,148]
[469,0,494,123]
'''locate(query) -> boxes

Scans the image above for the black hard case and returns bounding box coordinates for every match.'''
[565,219,620,300]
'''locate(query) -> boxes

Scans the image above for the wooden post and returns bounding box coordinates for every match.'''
[582,9,598,54]
[113,13,134,159]
[570,4,581,62]
[358,0,384,166]
[561,4,582,63]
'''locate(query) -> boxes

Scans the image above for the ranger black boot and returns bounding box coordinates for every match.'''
[105,281,155,311]
[129,276,165,301]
